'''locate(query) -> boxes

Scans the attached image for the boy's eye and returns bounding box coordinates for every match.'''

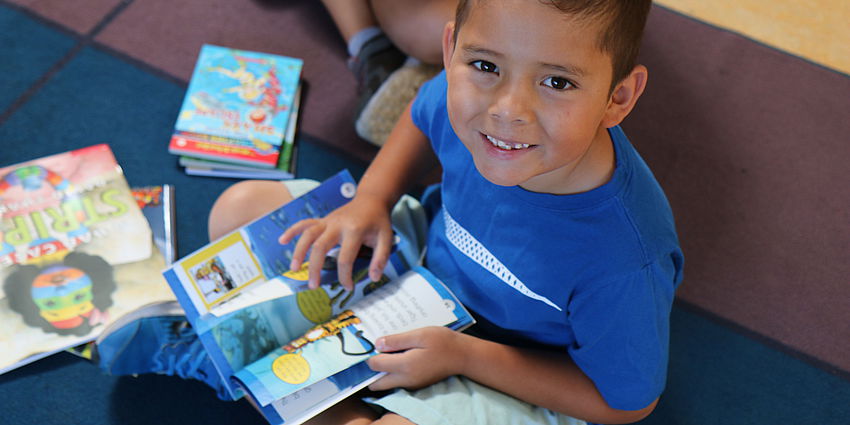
[471,60,498,74]
[542,76,574,90]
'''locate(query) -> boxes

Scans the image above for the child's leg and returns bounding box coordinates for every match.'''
[321,0,379,43]
[303,397,380,425]
[350,0,455,146]
[370,0,458,66]
[320,0,406,125]
[208,180,296,240]
[303,396,418,425]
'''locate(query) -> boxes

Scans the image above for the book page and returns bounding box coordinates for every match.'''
[164,171,357,320]
[268,362,382,424]
[352,271,459,343]
[233,269,466,407]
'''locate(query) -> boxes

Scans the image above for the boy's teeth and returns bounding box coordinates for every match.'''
[486,135,531,150]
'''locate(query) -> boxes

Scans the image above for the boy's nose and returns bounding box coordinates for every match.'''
[488,80,534,124]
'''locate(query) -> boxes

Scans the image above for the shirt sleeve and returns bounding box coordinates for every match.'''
[566,259,677,411]
[410,70,448,150]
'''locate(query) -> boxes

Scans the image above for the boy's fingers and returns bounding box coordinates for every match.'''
[374,332,419,353]
[336,235,363,291]
[289,222,323,272]
[279,219,316,245]
[366,374,396,392]
[306,233,339,288]
[366,352,404,373]
[367,373,409,392]
[366,353,414,391]
[369,230,394,282]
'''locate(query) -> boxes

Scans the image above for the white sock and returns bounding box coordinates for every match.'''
[347,27,383,58]
[403,56,420,67]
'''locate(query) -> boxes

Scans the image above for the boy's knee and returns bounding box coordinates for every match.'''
[208,180,293,241]
[372,413,416,425]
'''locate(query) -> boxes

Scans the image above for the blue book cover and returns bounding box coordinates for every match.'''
[171,44,303,168]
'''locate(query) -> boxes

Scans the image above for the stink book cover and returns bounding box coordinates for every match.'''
[131,185,177,265]
[162,170,474,425]
[170,44,303,168]
[0,144,176,374]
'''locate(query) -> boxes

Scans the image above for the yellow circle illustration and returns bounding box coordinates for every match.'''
[296,289,332,324]
[272,353,310,384]
[283,262,310,281]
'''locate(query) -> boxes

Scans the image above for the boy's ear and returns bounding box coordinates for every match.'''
[442,21,456,69]
[602,65,648,128]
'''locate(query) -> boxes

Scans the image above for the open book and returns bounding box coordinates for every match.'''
[162,170,474,424]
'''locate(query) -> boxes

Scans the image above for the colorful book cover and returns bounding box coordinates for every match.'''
[179,84,301,179]
[170,44,303,168]
[131,185,176,265]
[0,144,176,374]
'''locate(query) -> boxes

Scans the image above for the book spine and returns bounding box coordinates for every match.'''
[183,166,293,180]
[169,131,279,168]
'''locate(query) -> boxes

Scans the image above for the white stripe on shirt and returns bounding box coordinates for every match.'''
[442,206,562,311]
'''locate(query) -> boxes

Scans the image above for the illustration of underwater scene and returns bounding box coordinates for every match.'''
[202,270,391,394]
[234,269,467,406]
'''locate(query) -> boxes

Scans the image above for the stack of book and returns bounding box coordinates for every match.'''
[169,44,303,179]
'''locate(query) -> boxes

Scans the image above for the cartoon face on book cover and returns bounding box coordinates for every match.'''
[0,145,174,372]
[175,44,303,149]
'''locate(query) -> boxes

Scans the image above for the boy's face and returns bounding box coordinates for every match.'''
[443,0,620,194]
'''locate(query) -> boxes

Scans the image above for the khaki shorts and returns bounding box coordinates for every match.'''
[366,376,586,425]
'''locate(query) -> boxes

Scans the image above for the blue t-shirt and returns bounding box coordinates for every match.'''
[411,71,684,411]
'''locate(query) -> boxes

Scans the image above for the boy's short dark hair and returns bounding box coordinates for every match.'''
[453,0,653,91]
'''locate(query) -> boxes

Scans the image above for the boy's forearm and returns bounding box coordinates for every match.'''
[356,100,438,209]
[458,333,657,424]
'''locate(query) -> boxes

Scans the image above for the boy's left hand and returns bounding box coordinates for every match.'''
[366,327,468,391]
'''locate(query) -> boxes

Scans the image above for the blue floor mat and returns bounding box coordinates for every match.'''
[0,6,75,113]
[638,305,850,424]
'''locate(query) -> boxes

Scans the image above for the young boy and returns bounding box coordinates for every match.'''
[171,0,683,423]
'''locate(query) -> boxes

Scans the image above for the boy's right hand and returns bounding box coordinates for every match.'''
[279,194,394,291]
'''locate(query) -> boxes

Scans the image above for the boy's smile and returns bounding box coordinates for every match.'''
[442,0,626,195]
